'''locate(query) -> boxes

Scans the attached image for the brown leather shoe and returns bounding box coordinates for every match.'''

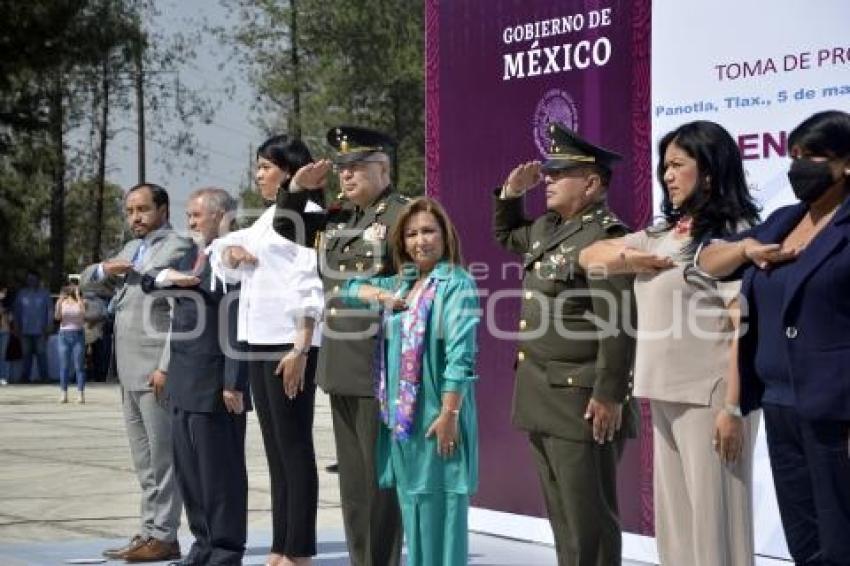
[123,537,181,563]
[102,534,145,559]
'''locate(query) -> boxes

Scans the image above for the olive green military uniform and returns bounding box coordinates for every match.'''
[277,184,407,566]
[493,192,637,566]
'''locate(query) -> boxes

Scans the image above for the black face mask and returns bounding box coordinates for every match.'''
[788,159,836,204]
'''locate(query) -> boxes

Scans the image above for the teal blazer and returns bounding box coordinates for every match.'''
[344,261,480,495]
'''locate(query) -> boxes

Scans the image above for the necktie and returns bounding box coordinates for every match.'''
[132,241,147,271]
[191,250,208,276]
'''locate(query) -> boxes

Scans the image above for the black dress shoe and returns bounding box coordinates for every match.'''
[325,462,339,473]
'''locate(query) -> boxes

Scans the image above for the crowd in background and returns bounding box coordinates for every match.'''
[0,272,112,392]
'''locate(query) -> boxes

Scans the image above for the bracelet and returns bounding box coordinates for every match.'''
[291,345,310,357]
[442,407,460,416]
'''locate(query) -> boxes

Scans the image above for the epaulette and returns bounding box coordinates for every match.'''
[583,207,626,233]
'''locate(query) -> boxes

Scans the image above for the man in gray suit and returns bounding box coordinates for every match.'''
[81,183,191,562]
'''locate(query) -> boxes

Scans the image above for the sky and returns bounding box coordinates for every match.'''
[92,0,264,233]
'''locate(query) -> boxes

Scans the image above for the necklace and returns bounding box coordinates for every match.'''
[673,215,693,236]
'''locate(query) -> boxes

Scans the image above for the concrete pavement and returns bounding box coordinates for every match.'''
[0,382,341,544]
[0,382,570,565]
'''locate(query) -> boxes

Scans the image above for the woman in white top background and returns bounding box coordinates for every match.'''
[579,120,761,566]
[209,135,324,566]
[55,284,87,404]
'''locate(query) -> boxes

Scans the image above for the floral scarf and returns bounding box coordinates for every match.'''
[375,276,439,441]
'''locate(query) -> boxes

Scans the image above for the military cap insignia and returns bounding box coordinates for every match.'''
[541,122,622,173]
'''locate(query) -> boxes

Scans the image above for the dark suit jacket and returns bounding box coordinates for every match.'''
[727,198,850,420]
[142,246,250,413]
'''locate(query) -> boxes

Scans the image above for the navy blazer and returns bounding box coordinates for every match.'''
[726,196,850,420]
[142,246,250,413]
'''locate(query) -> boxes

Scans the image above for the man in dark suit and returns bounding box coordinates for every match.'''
[143,187,249,566]
[493,124,637,566]
[278,126,408,566]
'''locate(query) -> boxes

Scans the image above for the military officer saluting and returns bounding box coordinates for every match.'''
[282,126,407,566]
[492,123,637,566]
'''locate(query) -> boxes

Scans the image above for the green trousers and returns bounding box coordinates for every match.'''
[529,432,623,566]
[396,490,469,566]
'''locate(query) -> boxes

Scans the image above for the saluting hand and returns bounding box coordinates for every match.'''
[103,259,134,276]
[292,159,332,190]
[740,238,799,270]
[163,269,200,288]
[224,245,258,268]
[620,248,676,274]
[585,397,622,444]
[502,161,543,198]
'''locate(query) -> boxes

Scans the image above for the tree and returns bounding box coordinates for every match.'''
[220,0,425,197]
[0,0,216,289]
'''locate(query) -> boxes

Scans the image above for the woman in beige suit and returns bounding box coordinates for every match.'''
[579,120,761,565]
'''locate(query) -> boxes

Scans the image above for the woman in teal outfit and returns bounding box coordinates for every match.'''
[343,196,480,566]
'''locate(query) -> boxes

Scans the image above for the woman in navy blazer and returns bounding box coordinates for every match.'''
[698,110,850,566]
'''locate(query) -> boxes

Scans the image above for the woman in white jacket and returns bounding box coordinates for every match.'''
[209,135,323,566]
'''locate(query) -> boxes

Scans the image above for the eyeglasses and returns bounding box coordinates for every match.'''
[332,159,385,174]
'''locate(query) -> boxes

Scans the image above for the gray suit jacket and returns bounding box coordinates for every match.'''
[81,226,192,391]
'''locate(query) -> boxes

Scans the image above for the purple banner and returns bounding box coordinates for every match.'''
[426,0,653,534]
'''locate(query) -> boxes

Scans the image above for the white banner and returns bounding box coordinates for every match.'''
[652,0,850,560]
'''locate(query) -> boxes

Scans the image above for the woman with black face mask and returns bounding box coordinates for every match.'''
[698,110,850,566]
[580,120,761,566]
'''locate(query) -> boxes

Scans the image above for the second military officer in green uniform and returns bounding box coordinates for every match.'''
[493,123,637,566]
[284,126,407,566]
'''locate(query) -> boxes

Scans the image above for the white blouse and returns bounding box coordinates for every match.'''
[208,205,324,346]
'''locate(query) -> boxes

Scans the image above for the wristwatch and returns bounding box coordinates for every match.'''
[723,403,743,418]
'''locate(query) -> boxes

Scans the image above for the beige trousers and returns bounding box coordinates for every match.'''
[651,397,759,566]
